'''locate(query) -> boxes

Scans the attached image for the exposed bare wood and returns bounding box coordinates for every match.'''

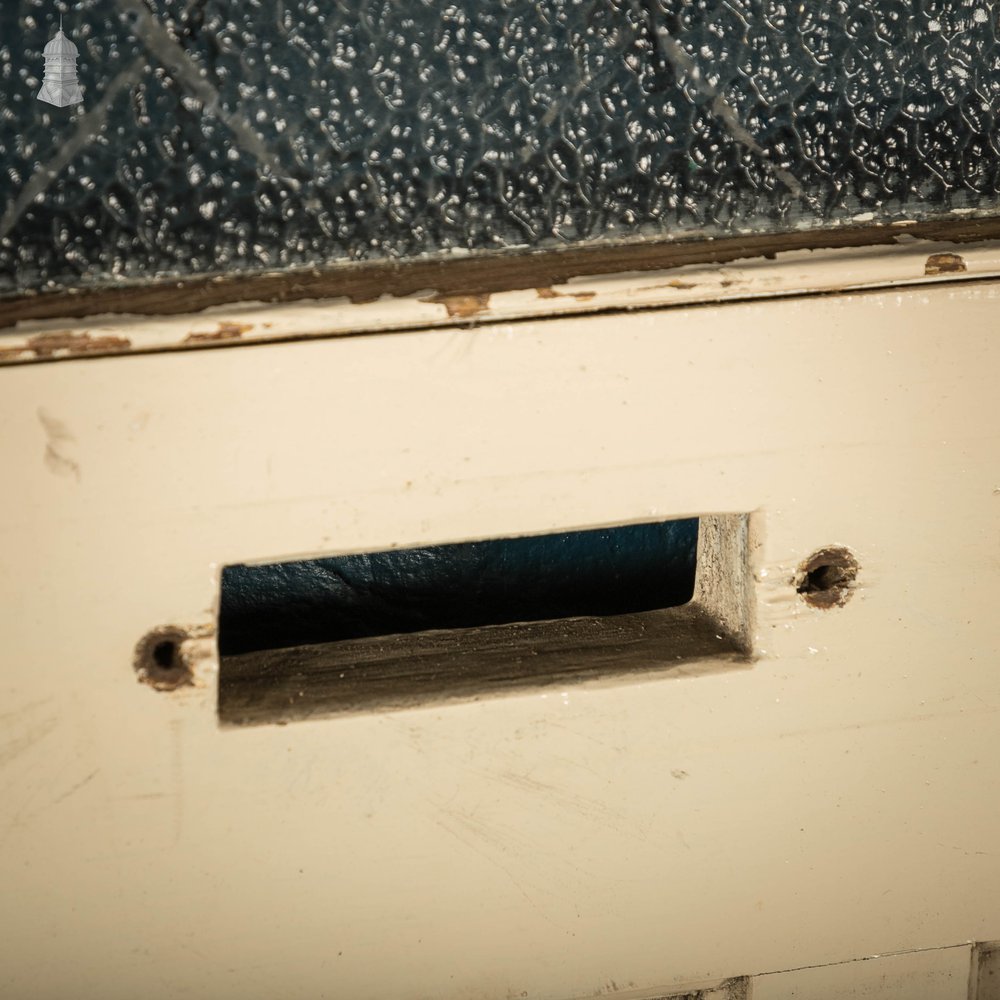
[220,514,753,726]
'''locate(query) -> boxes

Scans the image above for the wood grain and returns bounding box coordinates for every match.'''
[219,603,749,726]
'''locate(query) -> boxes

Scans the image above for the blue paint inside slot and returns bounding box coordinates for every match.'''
[219,518,699,655]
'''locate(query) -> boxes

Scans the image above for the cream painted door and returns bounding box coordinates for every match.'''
[1,277,998,999]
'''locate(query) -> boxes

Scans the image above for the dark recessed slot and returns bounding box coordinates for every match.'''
[220,519,699,655]
[218,514,754,726]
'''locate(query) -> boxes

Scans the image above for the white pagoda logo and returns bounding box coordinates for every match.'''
[37,18,84,107]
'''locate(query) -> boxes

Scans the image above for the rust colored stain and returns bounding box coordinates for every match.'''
[924,252,967,276]
[186,320,254,343]
[647,279,699,291]
[22,331,131,358]
[184,321,254,344]
[535,287,597,302]
[422,292,490,318]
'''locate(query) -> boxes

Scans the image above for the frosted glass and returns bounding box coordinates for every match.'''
[2,0,998,295]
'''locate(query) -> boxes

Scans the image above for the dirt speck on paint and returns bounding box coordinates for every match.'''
[38,408,81,482]
[924,252,967,276]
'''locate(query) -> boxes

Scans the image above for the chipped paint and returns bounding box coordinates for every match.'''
[2,233,1000,366]
[925,252,968,276]
[647,278,699,291]
[535,287,597,302]
[0,330,132,362]
[30,330,131,357]
[422,291,491,319]
[184,321,254,344]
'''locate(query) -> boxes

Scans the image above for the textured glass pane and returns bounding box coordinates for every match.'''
[2,0,999,295]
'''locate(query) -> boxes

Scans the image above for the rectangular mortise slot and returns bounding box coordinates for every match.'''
[218,514,754,726]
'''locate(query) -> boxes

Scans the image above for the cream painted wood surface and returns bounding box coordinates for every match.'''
[1,279,998,999]
[753,945,973,999]
[2,234,999,366]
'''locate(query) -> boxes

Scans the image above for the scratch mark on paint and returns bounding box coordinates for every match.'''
[49,769,98,808]
[434,812,563,929]
[0,714,58,770]
[493,770,622,828]
[0,698,53,726]
[543,719,626,754]
[170,718,183,844]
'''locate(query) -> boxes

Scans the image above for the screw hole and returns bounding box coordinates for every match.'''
[152,640,176,669]
[796,547,858,608]
[135,628,192,690]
